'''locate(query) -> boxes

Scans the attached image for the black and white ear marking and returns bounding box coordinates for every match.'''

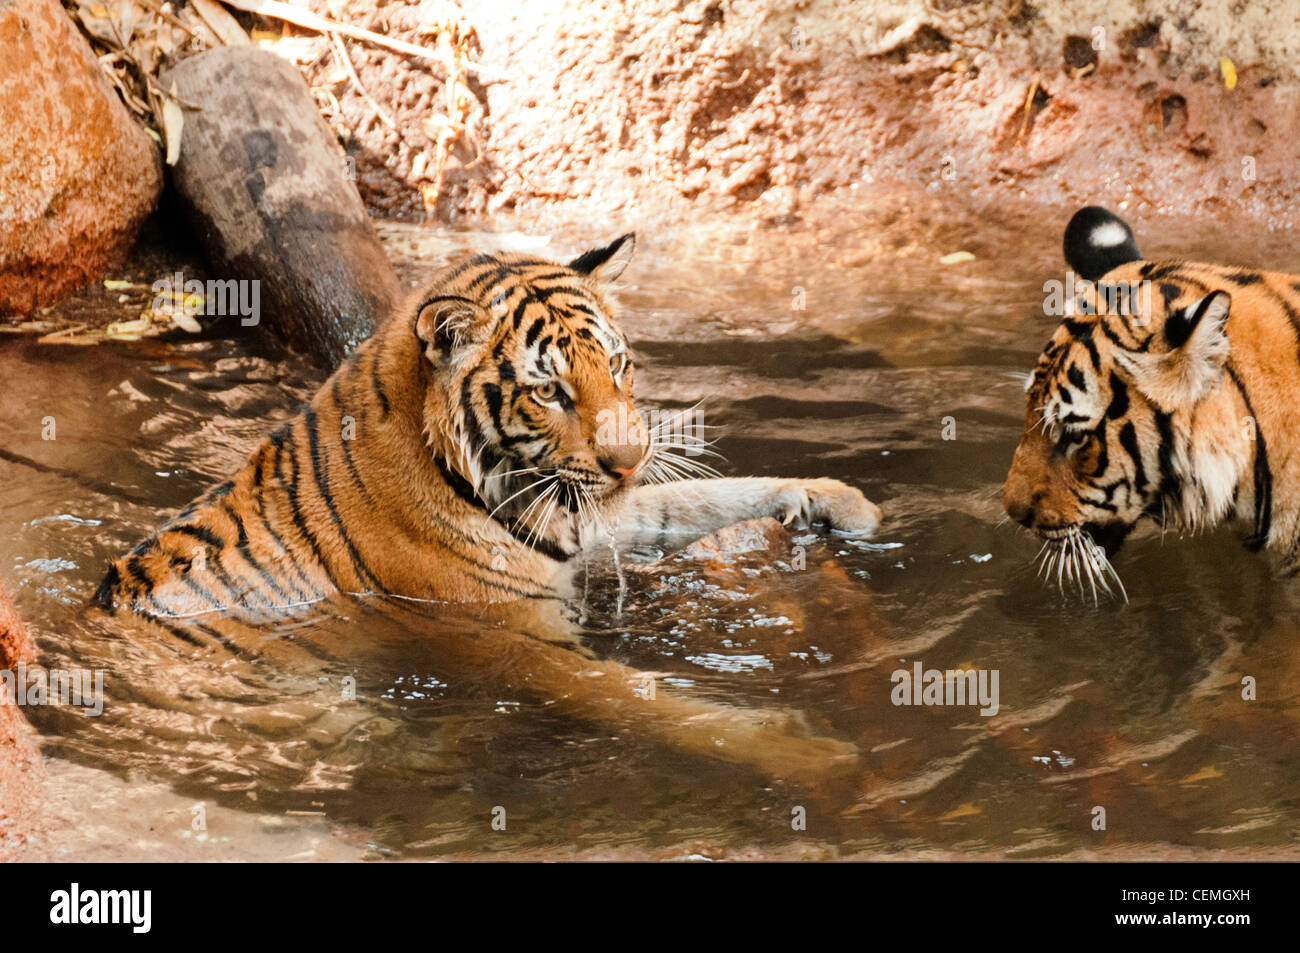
[569,233,636,284]
[1165,290,1230,350]
[1063,206,1142,282]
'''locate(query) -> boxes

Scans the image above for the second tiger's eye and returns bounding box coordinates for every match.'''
[610,352,628,378]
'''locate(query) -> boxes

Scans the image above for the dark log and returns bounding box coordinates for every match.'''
[163,48,400,366]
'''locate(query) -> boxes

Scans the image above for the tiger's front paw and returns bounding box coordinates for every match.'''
[775,478,882,538]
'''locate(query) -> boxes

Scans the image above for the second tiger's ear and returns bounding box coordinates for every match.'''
[1064,206,1141,282]
[569,233,636,284]
[414,295,490,362]
[1116,291,1232,410]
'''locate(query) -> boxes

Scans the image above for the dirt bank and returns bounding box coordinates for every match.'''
[302,0,1300,229]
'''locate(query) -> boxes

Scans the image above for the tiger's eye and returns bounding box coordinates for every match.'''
[610,352,628,378]
[533,381,559,403]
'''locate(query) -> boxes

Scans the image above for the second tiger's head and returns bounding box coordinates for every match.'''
[1003,207,1243,562]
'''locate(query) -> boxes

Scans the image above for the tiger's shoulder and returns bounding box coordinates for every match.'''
[94,236,647,623]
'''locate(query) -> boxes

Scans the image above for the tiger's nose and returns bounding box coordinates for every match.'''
[1006,498,1035,529]
[1002,481,1036,528]
[598,443,644,480]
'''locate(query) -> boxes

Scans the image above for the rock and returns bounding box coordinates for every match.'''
[681,517,792,563]
[0,578,32,669]
[0,0,162,317]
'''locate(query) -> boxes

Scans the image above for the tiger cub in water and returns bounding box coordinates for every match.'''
[95,234,881,621]
[1005,205,1300,590]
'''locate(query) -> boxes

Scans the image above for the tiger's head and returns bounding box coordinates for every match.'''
[1003,207,1247,579]
[412,234,653,519]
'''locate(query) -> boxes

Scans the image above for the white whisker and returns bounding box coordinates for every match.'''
[1034,525,1128,605]
[488,472,557,520]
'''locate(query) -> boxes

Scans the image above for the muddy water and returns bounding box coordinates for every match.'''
[4,205,1300,859]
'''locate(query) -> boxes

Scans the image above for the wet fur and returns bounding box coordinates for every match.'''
[88,237,882,779]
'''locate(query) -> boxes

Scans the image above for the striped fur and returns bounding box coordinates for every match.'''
[85,235,887,779]
[94,234,883,627]
[93,236,650,620]
[1004,206,1300,572]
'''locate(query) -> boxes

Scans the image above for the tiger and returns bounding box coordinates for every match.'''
[1004,204,1300,594]
[90,233,883,778]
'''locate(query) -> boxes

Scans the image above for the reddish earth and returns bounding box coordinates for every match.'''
[299,0,1300,229]
[8,0,1300,320]
[10,0,1298,323]
[0,578,37,859]
[0,0,162,318]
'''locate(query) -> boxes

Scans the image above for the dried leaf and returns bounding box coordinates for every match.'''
[939,251,975,265]
[1220,56,1237,90]
[112,1,146,45]
[937,802,981,821]
[155,24,173,57]
[162,83,184,166]
[132,33,159,75]
[169,310,203,333]
[262,35,329,64]
[76,6,119,44]
[190,0,251,46]
[105,317,152,336]
[1179,764,1223,784]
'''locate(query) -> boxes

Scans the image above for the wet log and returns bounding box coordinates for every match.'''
[163,48,400,366]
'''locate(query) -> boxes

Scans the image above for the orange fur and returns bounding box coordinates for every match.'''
[87,238,882,780]
[1006,255,1300,570]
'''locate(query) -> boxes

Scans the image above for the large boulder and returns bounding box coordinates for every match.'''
[0,0,162,316]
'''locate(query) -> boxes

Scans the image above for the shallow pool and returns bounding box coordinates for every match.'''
[5,202,1299,859]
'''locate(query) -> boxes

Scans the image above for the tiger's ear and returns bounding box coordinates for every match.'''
[569,233,636,284]
[1119,291,1232,410]
[1064,206,1141,282]
[414,295,490,363]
